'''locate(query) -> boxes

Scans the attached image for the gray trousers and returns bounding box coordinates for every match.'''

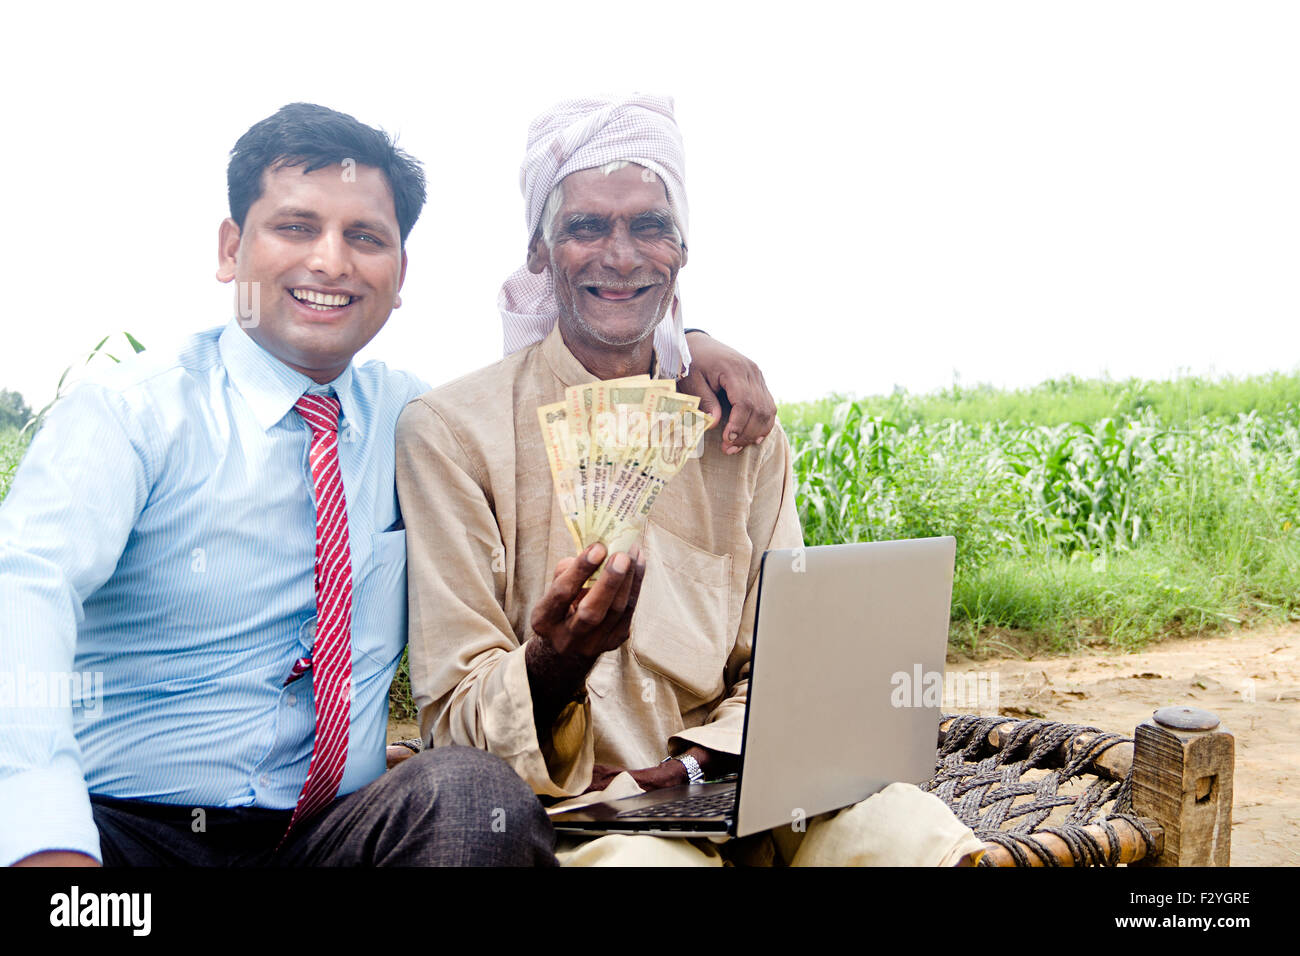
[90,746,557,867]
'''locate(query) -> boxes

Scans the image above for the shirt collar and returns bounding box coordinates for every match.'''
[219,320,360,434]
[540,323,669,388]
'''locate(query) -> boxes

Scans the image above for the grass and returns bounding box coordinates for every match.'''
[950,546,1296,653]
[388,648,419,724]
[0,427,27,502]
[785,387,1300,653]
[780,370,1300,431]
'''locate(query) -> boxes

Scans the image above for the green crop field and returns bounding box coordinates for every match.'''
[783,372,1300,652]
[0,428,26,503]
[781,372,1300,432]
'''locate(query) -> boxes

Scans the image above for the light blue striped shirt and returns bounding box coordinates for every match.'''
[0,321,428,865]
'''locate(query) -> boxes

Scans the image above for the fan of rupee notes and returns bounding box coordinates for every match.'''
[538,376,711,567]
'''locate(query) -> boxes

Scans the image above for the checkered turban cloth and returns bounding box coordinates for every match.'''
[498,94,692,377]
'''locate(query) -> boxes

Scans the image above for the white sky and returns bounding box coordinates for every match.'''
[2,1,1297,409]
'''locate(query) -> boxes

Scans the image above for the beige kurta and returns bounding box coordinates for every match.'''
[395,325,804,798]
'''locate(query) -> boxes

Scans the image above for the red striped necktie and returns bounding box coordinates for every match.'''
[285,392,354,836]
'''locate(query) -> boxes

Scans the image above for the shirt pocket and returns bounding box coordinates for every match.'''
[350,529,408,667]
[628,522,734,703]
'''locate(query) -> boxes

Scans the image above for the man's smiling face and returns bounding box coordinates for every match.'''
[217,162,407,383]
[529,163,685,353]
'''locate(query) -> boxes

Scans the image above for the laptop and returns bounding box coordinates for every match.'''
[549,536,956,838]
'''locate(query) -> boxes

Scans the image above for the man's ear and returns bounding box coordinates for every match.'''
[216,218,241,283]
[394,248,409,308]
[526,233,549,275]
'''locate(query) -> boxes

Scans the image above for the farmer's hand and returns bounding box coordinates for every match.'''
[586,747,737,794]
[526,543,646,730]
[586,763,627,794]
[531,543,645,661]
[584,761,681,794]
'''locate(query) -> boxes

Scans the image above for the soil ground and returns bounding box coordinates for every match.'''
[947,622,1300,866]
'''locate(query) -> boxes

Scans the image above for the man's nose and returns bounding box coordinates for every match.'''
[306,229,351,279]
[599,224,643,274]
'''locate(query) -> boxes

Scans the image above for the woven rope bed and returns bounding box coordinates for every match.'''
[927,715,1168,866]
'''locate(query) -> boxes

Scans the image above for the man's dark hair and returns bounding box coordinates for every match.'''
[227,102,426,245]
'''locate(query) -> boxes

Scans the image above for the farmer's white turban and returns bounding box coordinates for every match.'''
[498,94,692,377]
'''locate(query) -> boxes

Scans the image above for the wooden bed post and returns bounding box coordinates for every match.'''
[1131,706,1233,867]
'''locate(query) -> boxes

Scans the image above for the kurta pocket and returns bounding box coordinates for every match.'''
[628,522,734,703]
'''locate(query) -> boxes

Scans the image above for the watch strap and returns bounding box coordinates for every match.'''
[664,753,705,785]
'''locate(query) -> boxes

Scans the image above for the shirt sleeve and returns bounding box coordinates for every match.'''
[670,423,805,757]
[395,398,594,797]
[0,384,153,866]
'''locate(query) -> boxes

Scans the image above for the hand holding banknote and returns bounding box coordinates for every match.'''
[525,542,646,732]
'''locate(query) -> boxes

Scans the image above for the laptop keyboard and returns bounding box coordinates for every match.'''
[615,789,735,819]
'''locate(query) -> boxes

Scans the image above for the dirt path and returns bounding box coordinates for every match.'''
[947,622,1300,866]
[389,624,1299,866]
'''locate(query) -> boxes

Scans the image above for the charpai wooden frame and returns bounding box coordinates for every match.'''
[930,707,1234,867]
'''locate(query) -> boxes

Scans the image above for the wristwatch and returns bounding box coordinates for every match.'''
[662,753,705,785]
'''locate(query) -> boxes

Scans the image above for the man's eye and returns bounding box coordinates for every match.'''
[279,224,311,234]
[568,220,606,238]
[351,233,383,246]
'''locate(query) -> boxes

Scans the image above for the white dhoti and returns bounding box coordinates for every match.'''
[554,781,985,867]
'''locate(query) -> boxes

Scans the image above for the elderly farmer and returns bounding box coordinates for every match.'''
[498,96,773,452]
[396,95,983,865]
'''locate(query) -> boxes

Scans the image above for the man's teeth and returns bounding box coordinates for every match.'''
[291,289,353,309]
[592,287,639,301]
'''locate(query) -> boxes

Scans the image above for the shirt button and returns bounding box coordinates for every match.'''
[259,774,270,787]
[286,694,297,707]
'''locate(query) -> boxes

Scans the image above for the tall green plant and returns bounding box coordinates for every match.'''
[21,332,146,439]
